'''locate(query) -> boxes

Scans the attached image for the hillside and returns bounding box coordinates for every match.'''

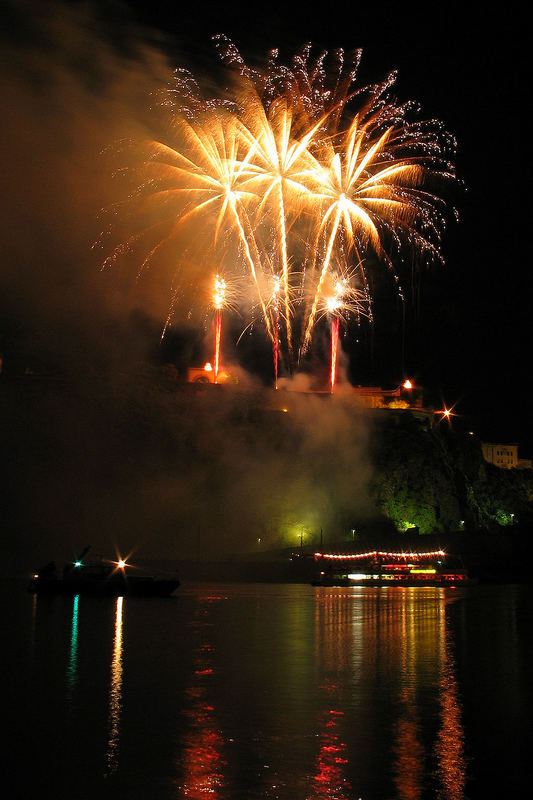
[2,371,532,571]
[370,411,533,534]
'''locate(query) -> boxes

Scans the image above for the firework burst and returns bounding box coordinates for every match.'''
[102,37,457,384]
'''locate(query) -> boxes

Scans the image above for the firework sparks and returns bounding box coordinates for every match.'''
[103,38,456,385]
[239,94,325,358]
[213,274,226,383]
[322,275,369,392]
[330,316,340,392]
[270,274,281,388]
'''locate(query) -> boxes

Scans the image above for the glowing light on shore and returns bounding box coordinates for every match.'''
[436,405,456,424]
[315,550,446,560]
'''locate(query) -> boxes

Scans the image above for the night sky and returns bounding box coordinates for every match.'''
[1,0,531,452]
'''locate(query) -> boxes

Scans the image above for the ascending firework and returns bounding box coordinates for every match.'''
[330,315,340,392]
[322,275,369,391]
[101,38,457,383]
[212,274,226,383]
[270,274,281,389]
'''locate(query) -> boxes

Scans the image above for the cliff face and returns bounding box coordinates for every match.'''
[369,411,533,534]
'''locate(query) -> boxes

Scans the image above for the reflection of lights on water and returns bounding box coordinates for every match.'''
[435,609,466,800]
[314,587,465,799]
[386,590,466,800]
[312,704,351,799]
[178,599,226,797]
[393,690,424,800]
[66,595,79,701]
[106,596,124,776]
[311,596,353,800]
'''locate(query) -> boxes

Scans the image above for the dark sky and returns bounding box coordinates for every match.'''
[1,0,531,451]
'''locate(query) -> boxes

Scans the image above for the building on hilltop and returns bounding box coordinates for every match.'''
[481,442,532,469]
[351,383,424,410]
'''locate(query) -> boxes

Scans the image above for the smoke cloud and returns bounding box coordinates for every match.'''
[1,0,175,365]
[5,372,375,567]
[1,2,377,570]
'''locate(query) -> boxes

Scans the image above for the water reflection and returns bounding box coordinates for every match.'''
[434,608,465,800]
[391,589,439,800]
[66,594,80,701]
[106,595,124,776]
[311,681,352,799]
[19,582,531,798]
[177,595,226,797]
[390,589,466,800]
[311,588,466,799]
[310,592,354,799]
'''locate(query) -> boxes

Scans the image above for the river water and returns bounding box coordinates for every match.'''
[6,581,532,799]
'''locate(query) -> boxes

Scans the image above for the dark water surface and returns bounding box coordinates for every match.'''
[6,581,533,799]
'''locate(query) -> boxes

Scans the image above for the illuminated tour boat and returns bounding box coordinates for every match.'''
[311,550,471,587]
[28,547,180,597]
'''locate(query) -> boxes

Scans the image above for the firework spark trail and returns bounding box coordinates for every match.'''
[323,276,366,391]
[308,271,370,391]
[330,315,340,392]
[271,275,281,389]
[303,202,343,351]
[239,97,325,360]
[226,191,273,342]
[277,180,292,358]
[214,308,222,381]
[213,274,225,382]
[301,106,451,350]
[138,115,274,340]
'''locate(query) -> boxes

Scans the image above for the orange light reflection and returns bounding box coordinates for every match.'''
[105,595,124,776]
[177,598,226,798]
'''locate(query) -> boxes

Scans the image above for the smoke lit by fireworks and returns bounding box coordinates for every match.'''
[101,37,457,384]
